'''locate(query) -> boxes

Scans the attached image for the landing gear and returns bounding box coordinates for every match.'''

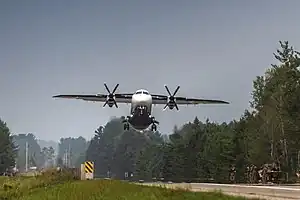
[124,123,130,131]
[123,116,130,131]
[150,116,159,132]
[151,124,157,131]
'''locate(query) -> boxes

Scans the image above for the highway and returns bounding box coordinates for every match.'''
[138,182,300,200]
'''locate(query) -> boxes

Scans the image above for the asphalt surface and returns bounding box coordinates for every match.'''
[138,182,300,200]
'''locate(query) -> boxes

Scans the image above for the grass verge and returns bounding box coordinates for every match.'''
[1,170,259,200]
[1,176,259,200]
[0,168,77,200]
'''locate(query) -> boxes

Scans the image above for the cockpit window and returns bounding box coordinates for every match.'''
[135,90,149,94]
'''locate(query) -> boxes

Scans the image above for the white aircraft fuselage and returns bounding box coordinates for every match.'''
[128,89,154,131]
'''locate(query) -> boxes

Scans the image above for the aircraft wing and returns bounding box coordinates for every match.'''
[52,93,134,103]
[151,94,229,105]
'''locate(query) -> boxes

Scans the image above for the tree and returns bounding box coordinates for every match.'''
[86,119,124,177]
[248,41,300,174]
[57,136,88,168]
[0,119,17,174]
[13,133,43,171]
[86,117,165,178]
[42,146,55,168]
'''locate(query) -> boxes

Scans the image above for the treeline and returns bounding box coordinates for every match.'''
[0,125,89,173]
[13,133,45,170]
[86,41,300,183]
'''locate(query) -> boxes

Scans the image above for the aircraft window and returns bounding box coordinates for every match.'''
[143,91,149,95]
[136,91,142,94]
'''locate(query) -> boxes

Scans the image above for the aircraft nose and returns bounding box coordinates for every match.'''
[137,95,149,102]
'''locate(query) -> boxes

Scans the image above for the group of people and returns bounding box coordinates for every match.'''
[229,162,282,184]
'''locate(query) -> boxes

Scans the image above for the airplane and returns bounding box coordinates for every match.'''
[52,83,229,132]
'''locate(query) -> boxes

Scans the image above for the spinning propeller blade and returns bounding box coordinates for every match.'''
[103,83,119,108]
[163,85,180,110]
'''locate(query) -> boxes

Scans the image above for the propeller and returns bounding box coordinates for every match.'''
[103,83,119,108]
[163,85,180,110]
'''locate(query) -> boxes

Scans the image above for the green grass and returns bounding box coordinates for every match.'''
[1,170,258,200]
[0,168,76,200]
[0,176,8,184]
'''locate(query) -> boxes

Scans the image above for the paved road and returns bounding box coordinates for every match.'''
[139,182,300,200]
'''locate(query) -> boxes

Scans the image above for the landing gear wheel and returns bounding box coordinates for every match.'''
[123,123,130,131]
[151,124,157,132]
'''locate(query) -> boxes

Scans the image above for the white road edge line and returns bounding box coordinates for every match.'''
[191,183,300,191]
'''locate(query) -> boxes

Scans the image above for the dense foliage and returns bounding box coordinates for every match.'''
[86,41,300,183]
[57,136,88,168]
[0,119,17,174]
[86,117,163,178]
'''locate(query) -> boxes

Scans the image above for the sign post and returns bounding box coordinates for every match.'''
[84,161,94,180]
[80,164,85,180]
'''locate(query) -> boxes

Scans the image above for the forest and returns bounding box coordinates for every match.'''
[1,41,300,183]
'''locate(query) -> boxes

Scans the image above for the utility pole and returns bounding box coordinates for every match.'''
[65,149,67,167]
[25,141,28,172]
[68,143,71,168]
[297,151,300,170]
[64,149,67,167]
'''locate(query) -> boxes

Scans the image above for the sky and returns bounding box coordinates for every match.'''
[1,0,300,142]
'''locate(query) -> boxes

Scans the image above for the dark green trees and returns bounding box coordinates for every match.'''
[0,119,17,174]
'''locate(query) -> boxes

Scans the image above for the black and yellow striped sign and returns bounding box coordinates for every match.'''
[84,161,94,173]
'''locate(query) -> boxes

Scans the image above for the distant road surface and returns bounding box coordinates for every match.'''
[138,182,300,200]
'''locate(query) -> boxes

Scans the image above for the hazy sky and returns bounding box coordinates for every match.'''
[1,1,300,142]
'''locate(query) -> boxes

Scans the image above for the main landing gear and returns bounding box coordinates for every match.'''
[124,123,130,131]
[151,124,157,131]
[150,117,159,132]
[122,116,159,132]
[123,116,130,131]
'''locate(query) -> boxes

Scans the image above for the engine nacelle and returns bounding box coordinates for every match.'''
[166,96,176,109]
[167,103,175,109]
[105,94,115,107]
[107,98,115,107]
